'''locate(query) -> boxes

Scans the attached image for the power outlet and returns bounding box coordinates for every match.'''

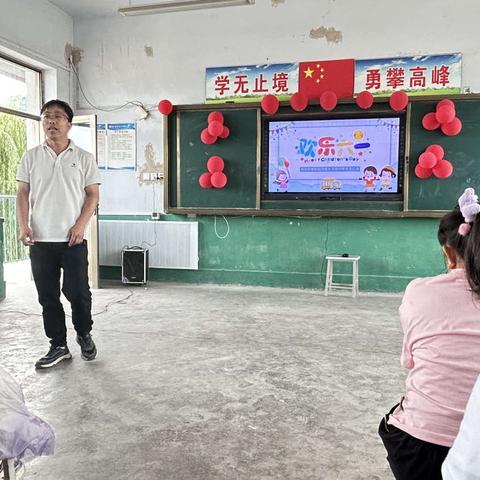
[151,212,160,220]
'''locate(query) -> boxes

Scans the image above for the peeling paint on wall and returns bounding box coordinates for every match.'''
[271,0,286,6]
[309,26,343,44]
[64,42,84,65]
[144,46,154,57]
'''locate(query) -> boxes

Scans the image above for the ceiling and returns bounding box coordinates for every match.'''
[48,0,132,18]
[48,0,254,19]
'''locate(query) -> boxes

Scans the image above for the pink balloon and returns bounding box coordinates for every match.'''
[422,112,440,130]
[157,99,173,115]
[389,91,408,112]
[436,99,455,110]
[207,155,224,173]
[435,105,456,124]
[200,128,217,144]
[415,164,433,179]
[356,90,374,109]
[441,117,462,136]
[261,95,279,115]
[320,91,338,111]
[218,125,230,139]
[211,172,227,188]
[289,92,308,112]
[418,151,438,169]
[432,159,453,179]
[425,144,445,161]
[208,111,224,124]
[208,120,224,137]
[198,172,212,189]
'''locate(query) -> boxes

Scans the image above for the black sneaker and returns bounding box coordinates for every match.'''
[35,345,72,369]
[76,333,97,361]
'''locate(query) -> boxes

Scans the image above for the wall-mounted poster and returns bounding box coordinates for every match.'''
[106,123,136,170]
[354,53,462,96]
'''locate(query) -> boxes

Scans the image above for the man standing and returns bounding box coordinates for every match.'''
[16,99,100,369]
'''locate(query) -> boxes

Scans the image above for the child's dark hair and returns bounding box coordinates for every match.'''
[438,207,480,296]
[40,99,74,122]
[364,166,377,174]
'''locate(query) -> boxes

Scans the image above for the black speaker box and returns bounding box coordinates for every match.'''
[122,247,149,285]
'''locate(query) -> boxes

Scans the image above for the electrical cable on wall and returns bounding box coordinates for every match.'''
[214,215,230,239]
[68,58,153,113]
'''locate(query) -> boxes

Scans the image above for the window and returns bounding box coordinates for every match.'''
[0,55,42,194]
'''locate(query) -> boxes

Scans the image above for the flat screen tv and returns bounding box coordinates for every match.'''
[262,111,406,201]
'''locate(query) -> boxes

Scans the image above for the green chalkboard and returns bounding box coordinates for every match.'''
[408,99,480,211]
[166,95,480,216]
[168,108,258,209]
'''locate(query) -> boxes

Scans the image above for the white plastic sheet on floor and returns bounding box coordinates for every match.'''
[0,366,55,462]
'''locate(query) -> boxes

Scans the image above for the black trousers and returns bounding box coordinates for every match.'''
[378,404,450,480]
[30,241,93,347]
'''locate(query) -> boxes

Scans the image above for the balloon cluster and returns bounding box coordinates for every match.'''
[422,99,462,136]
[157,99,173,115]
[198,155,227,189]
[200,112,230,144]
[415,144,453,179]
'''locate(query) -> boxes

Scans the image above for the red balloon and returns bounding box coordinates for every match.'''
[289,92,308,112]
[436,99,455,110]
[441,117,462,136]
[200,128,217,144]
[425,144,444,160]
[418,151,438,169]
[320,91,337,111]
[389,91,409,112]
[208,111,224,124]
[415,164,433,179]
[207,155,224,173]
[435,105,455,124]
[157,99,173,115]
[208,120,224,137]
[261,95,279,115]
[422,112,440,130]
[198,172,212,189]
[432,159,453,179]
[356,90,374,109]
[218,125,230,139]
[211,172,227,188]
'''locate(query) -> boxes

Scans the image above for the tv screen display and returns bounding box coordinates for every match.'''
[262,114,405,201]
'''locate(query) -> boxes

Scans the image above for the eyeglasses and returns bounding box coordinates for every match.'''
[41,114,69,122]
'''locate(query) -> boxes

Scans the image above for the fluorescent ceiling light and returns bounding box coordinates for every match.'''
[119,0,255,16]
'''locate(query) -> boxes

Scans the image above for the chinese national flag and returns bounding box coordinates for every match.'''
[298,59,354,100]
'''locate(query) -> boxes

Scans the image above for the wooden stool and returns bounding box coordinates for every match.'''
[324,255,360,298]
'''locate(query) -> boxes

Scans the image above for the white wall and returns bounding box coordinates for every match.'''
[73,0,480,214]
[0,0,73,104]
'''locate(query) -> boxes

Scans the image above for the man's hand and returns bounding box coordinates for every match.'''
[67,223,85,247]
[19,226,34,246]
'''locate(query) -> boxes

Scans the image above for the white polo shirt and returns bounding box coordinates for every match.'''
[16,140,100,242]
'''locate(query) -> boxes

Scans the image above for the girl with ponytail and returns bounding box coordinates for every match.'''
[379,187,480,480]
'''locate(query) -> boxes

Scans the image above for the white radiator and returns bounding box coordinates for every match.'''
[99,220,198,270]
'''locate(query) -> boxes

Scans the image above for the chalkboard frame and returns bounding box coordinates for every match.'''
[165,94,480,218]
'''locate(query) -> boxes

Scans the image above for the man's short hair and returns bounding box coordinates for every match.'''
[40,99,74,122]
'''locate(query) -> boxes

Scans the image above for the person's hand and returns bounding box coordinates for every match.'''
[67,223,85,246]
[19,226,34,246]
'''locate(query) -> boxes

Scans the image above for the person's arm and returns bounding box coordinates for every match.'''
[16,181,34,246]
[67,184,99,246]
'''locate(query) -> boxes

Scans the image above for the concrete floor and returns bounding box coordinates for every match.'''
[0,272,406,480]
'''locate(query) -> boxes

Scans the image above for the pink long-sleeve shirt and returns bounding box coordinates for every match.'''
[388,268,480,447]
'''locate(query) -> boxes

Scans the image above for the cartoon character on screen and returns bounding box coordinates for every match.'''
[361,166,378,191]
[379,166,396,191]
[273,158,290,191]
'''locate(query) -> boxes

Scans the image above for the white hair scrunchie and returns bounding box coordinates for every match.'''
[458,187,480,224]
